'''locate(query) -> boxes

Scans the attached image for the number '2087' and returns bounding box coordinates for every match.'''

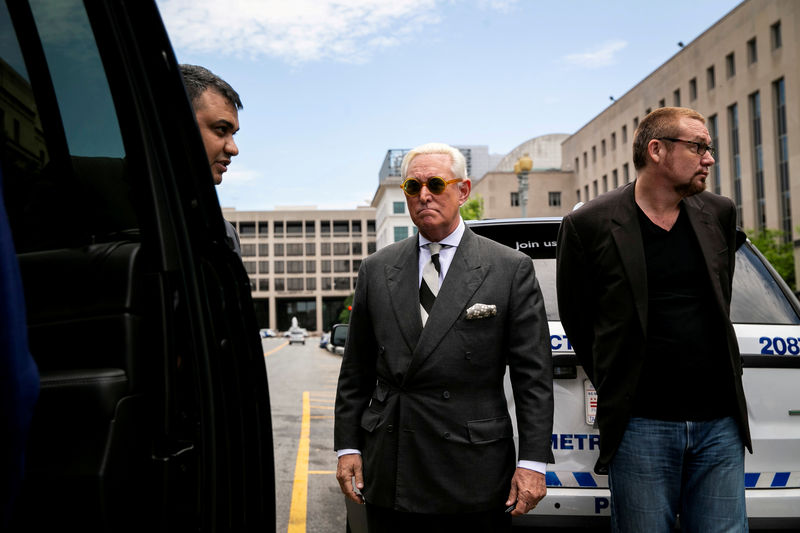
[759,337,800,355]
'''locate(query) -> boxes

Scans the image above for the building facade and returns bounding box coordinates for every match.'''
[222,206,376,334]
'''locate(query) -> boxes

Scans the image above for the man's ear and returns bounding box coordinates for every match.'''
[647,139,663,165]
[458,179,472,205]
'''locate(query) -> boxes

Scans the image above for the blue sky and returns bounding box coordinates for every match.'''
[155,0,742,211]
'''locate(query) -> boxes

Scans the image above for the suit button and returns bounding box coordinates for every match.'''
[386,424,394,433]
[465,351,472,360]
[442,391,450,399]
[443,432,451,439]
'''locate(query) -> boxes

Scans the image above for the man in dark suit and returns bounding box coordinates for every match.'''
[557,107,751,532]
[335,142,554,531]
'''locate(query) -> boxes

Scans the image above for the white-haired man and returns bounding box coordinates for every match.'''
[335,143,554,532]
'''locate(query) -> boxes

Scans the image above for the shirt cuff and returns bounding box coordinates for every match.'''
[517,460,546,474]
[337,449,361,457]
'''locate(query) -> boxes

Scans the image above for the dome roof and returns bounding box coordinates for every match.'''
[495,133,570,172]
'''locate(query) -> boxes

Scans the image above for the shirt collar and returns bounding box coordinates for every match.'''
[418,218,465,249]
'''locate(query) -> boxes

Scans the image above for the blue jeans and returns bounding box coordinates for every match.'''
[608,417,747,533]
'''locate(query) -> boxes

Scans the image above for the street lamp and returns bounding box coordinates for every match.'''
[514,153,533,218]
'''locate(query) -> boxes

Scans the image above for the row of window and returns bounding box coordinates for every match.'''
[239,241,376,257]
[232,218,376,237]
[574,20,784,176]
[242,259,362,275]
[576,164,632,204]
[249,276,358,292]
[510,191,562,208]
[394,226,418,242]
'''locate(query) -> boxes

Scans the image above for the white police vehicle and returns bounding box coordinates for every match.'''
[466,217,800,530]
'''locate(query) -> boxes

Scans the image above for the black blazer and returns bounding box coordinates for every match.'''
[556,182,752,470]
[335,227,554,513]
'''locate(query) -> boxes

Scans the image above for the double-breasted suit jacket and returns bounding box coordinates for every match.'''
[334,227,554,514]
[556,182,752,471]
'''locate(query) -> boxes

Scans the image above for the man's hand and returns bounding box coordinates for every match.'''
[336,453,365,504]
[505,467,546,517]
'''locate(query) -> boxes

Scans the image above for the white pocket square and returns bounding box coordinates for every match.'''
[465,303,497,320]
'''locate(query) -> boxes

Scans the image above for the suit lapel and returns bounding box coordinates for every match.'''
[386,237,423,352]
[610,183,648,333]
[684,196,727,308]
[404,229,486,382]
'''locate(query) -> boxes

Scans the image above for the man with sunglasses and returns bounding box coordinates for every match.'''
[557,108,751,532]
[335,143,554,531]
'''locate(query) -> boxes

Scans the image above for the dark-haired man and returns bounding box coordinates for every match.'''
[179,64,242,256]
[557,107,751,532]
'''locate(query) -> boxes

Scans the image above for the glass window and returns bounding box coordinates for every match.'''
[352,220,361,235]
[707,65,716,90]
[673,89,680,107]
[728,103,742,224]
[749,91,765,231]
[689,78,697,101]
[334,260,350,273]
[305,243,315,256]
[367,220,376,235]
[321,260,331,273]
[334,242,349,255]
[305,220,315,236]
[612,169,618,189]
[658,98,665,108]
[274,243,284,256]
[274,261,284,274]
[333,220,349,234]
[258,221,269,236]
[747,38,757,64]
[306,278,316,290]
[353,259,362,272]
[367,242,376,254]
[287,243,303,256]
[321,220,331,235]
[273,220,284,236]
[286,220,302,236]
[321,277,332,290]
[259,279,270,291]
[241,244,256,257]
[394,226,409,242]
[259,261,269,274]
[334,277,350,291]
[239,222,255,237]
[258,243,269,256]
[601,139,606,156]
[708,114,720,194]
[548,192,561,207]
[321,242,331,255]
[611,132,616,151]
[731,247,799,324]
[243,261,256,274]
[592,146,596,162]
[771,20,782,50]
[274,278,285,291]
[287,278,303,291]
[305,260,316,273]
[774,78,790,237]
[622,125,628,144]
[726,52,735,78]
[393,202,404,214]
[287,260,303,273]
[623,163,630,184]
[352,242,362,255]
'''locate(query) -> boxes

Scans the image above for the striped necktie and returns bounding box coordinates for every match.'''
[420,242,443,326]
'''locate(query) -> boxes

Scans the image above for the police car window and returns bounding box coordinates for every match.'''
[731,246,800,324]
[532,258,559,321]
[1,0,136,253]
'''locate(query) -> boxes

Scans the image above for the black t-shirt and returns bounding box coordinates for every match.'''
[631,204,736,421]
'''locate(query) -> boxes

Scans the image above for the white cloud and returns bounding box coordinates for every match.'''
[157,0,439,64]
[563,40,628,69]
[477,0,518,13]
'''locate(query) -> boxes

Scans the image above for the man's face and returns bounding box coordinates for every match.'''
[405,153,471,242]
[662,117,715,197]
[194,89,239,185]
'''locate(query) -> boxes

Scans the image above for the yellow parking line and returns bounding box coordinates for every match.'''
[264,341,289,357]
[288,392,310,533]
[308,470,335,475]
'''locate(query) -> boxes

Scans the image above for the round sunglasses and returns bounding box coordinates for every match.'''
[401,176,462,196]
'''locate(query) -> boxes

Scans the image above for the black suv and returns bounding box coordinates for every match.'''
[1,1,275,531]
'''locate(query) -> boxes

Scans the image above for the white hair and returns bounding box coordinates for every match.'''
[400,142,468,181]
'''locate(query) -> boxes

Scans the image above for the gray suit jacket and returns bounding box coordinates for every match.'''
[334,227,554,513]
[556,182,751,470]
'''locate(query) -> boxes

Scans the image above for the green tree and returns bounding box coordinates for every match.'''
[460,194,484,221]
[747,228,795,289]
[337,292,355,324]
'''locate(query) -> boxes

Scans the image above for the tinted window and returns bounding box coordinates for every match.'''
[731,245,800,324]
